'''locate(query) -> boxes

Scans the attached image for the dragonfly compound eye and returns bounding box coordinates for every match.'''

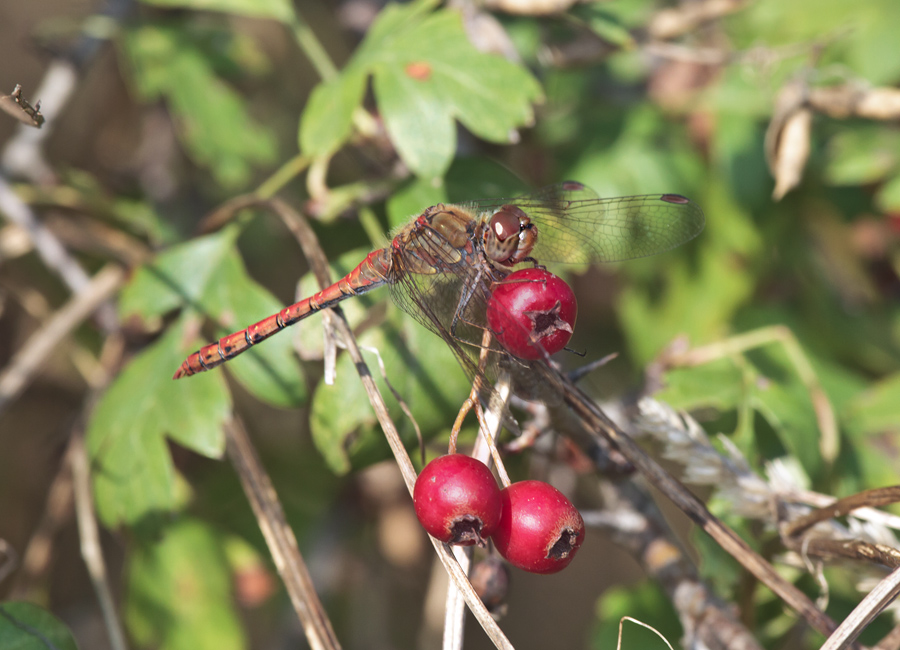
[490,205,528,242]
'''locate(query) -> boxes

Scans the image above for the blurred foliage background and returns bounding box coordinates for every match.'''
[1,0,899,648]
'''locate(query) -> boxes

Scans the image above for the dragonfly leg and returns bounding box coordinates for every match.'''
[447,265,504,352]
[448,267,485,340]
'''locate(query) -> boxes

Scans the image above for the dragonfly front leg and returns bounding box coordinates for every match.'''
[448,265,498,343]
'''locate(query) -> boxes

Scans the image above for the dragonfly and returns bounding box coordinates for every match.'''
[173,182,704,380]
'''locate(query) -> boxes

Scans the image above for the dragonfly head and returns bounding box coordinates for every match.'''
[486,204,537,266]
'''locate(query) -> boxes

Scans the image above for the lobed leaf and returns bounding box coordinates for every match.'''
[87,322,231,527]
[299,3,542,180]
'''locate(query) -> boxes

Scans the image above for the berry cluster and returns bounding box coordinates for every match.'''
[414,455,585,575]
[414,269,584,578]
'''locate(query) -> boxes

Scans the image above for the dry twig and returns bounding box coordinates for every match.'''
[0,264,125,417]
[784,486,900,539]
[71,431,129,650]
[225,417,342,650]
[647,0,754,40]
[537,363,850,645]
[820,566,900,650]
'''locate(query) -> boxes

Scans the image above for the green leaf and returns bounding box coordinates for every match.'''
[748,357,823,477]
[120,228,238,322]
[140,0,296,23]
[843,372,900,437]
[87,321,231,527]
[126,519,245,650]
[571,5,637,48]
[374,63,456,181]
[0,602,79,650]
[660,343,825,477]
[299,69,367,157]
[122,25,277,188]
[310,307,469,474]
[875,172,900,212]
[824,126,900,186]
[590,582,680,650]
[301,3,542,179]
[121,227,306,408]
[656,359,746,412]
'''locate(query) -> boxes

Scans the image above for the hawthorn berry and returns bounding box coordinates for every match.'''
[486,268,577,360]
[492,480,585,574]
[413,454,502,546]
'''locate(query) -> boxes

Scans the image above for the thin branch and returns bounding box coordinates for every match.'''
[201,195,513,648]
[789,538,900,570]
[536,362,850,645]
[592,478,764,650]
[443,379,507,650]
[71,431,129,650]
[224,417,342,650]
[8,448,74,599]
[785,489,900,533]
[784,486,900,538]
[255,153,311,200]
[290,14,339,82]
[647,0,754,40]
[0,176,117,333]
[820,566,900,650]
[0,264,125,418]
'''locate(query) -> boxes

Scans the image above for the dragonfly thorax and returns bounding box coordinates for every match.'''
[484,204,537,267]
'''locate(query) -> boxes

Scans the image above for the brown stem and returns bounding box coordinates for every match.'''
[537,362,850,645]
[225,417,342,650]
[0,263,124,418]
[784,486,900,538]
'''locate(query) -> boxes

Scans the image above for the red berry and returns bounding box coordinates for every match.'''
[492,480,585,574]
[413,455,502,546]
[486,268,577,360]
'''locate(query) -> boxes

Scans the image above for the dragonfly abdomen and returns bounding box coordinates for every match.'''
[173,248,392,379]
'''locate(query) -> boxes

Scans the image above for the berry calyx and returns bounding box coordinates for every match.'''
[413,454,502,546]
[492,480,585,574]
[486,268,577,360]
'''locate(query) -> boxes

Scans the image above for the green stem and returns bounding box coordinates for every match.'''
[357,206,386,249]
[291,16,338,81]
[256,154,310,200]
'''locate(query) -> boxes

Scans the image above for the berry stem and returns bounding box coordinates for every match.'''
[450,328,512,487]
[483,373,512,488]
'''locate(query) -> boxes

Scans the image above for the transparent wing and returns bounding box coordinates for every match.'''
[462,181,705,265]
